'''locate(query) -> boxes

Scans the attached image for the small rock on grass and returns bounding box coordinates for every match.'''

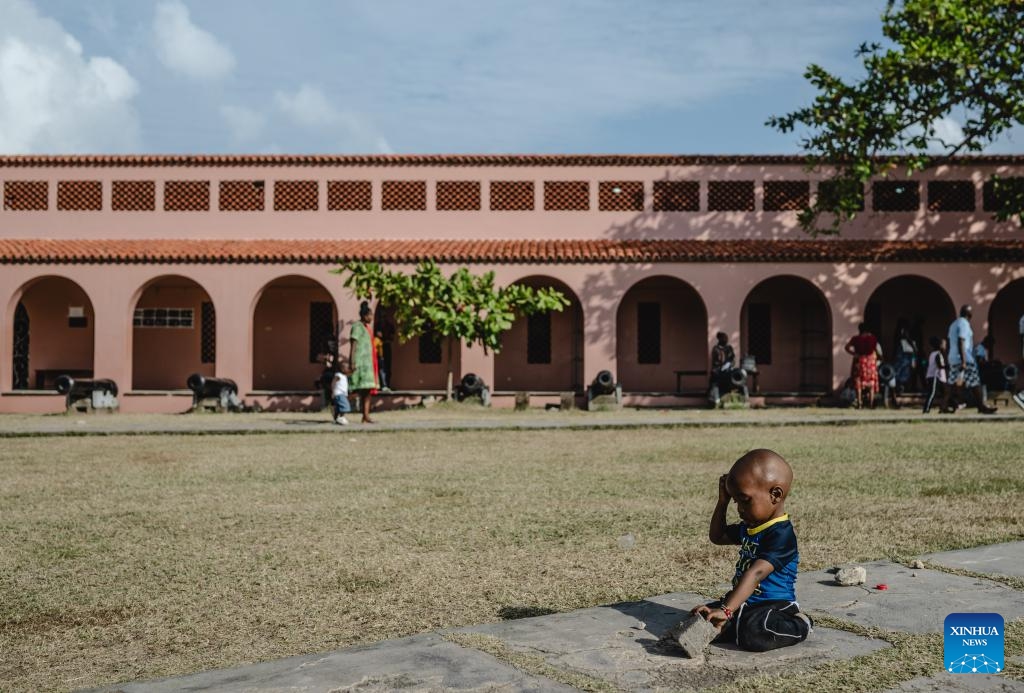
[835,566,867,586]
[663,614,719,658]
[909,559,925,569]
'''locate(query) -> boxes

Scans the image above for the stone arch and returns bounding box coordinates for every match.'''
[988,278,1024,366]
[863,275,955,377]
[615,275,708,392]
[252,275,337,391]
[494,276,583,391]
[741,275,832,393]
[131,275,215,390]
[9,276,95,390]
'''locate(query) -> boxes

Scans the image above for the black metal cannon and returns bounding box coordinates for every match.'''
[590,370,616,397]
[1004,363,1020,383]
[55,375,118,412]
[187,373,240,412]
[456,373,491,405]
[587,370,621,410]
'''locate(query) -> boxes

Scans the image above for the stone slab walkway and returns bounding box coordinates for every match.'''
[84,542,1024,693]
[925,542,1024,580]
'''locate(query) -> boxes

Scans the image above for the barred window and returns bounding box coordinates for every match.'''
[309,302,334,363]
[637,302,661,364]
[598,181,643,211]
[983,177,1024,213]
[201,302,216,364]
[418,332,443,364]
[927,180,975,212]
[707,181,754,211]
[747,303,772,365]
[652,180,700,212]
[527,312,552,364]
[817,180,864,211]
[763,181,810,211]
[133,308,194,328]
[872,181,920,211]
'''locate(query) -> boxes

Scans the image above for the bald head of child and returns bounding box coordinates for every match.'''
[725,449,793,527]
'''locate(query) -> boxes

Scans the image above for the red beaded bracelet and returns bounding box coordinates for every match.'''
[721,606,734,620]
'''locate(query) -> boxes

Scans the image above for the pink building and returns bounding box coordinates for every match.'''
[2,154,1022,413]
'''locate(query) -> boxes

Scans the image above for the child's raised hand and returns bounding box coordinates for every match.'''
[718,474,731,503]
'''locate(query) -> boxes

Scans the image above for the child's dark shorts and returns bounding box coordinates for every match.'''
[712,600,812,652]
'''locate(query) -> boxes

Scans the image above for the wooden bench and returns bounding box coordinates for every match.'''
[674,369,709,394]
[35,369,92,390]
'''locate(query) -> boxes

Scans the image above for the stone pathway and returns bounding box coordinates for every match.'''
[85,542,1024,692]
[3,406,1022,438]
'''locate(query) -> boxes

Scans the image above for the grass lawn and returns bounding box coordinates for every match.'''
[2,422,1023,691]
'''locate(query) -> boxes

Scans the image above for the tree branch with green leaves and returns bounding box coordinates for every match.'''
[333,261,570,396]
[768,0,1024,235]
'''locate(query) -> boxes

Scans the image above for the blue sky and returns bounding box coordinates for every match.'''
[2,0,1020,154]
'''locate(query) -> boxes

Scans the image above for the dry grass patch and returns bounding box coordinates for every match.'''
[1,422,1022,691]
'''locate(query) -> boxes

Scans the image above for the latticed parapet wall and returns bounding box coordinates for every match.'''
[0,157,1020,243]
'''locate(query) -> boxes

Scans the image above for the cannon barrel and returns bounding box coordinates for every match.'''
[878,362,896,382]
[591,370,616,396]
[459,373,485,397]
[55,375,118,398]
[1004,363,1019,383]
[187,373,238,399]
[728,368,748,387]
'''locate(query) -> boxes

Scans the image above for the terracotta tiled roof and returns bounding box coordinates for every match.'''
[1,239,1023,264]
[1,154,1023,168]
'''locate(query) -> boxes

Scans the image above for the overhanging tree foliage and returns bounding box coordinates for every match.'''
[333,260,570,396]
[769,0,1024,235]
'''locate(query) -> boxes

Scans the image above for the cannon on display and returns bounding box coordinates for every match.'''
[587,370,621,410]
[456,372,491,406]
[55,375,118,413]
[187,373,242,412]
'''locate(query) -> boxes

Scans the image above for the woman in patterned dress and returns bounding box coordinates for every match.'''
[845,322,879,409]
[347,301,379,423]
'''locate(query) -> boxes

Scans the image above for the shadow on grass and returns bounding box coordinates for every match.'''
[497,605,558,620]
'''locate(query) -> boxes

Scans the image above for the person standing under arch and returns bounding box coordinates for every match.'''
[844,323,878,409]
[348,301,380,423]
[941,305,996,415]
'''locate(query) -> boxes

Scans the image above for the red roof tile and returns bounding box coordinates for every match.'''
[1,154,1023,168]
[1,239,1022,264]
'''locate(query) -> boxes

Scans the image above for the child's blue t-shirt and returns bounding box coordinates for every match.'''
[724,514,799,604]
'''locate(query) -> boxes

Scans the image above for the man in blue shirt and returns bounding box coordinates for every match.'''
[942,305,997,414]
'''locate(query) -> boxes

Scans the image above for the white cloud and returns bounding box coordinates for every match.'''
[274,84,339,128]
[220,104,266,142]
[153,0,234,81]
[0,0,140,153]
[274,84,391,153]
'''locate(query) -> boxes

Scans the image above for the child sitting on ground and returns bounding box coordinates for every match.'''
[688,449,812,651]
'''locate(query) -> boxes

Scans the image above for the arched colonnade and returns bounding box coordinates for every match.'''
[3,264,1023,410]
